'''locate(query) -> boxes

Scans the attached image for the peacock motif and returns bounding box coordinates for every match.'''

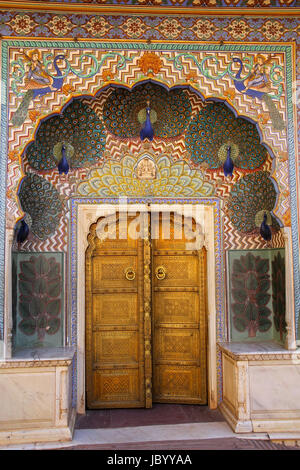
[18,173,63,240]
[227,171,280,234]
[185,102,270,170]
[25,99,106,171]
[102,82,192,139]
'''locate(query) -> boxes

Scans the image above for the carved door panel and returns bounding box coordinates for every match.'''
[86,214,149,408]
[152,214,207,404]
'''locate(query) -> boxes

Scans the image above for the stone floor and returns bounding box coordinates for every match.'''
[57,437,296,450]
[75,404,225,429]
[2,405,300,450]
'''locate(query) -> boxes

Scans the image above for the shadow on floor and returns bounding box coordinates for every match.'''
[75,404,225,429]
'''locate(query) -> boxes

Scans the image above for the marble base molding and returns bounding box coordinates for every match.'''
[0,348,76,445]
[219,342,300,433]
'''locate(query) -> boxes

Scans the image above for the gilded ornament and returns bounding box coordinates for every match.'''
[62,83,75,96]
[136,157,156,180]
[29,109,41,123]
[138,52,163,76]
[101,69,116,82]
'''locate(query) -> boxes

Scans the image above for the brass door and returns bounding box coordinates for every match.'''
[86,211,207,408]
[85,214,148,408]
[152,214,207,404]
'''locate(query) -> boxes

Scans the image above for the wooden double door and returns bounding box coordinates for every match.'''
[85,212,207,409]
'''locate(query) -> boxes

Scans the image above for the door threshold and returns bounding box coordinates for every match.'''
[75,404,225,430]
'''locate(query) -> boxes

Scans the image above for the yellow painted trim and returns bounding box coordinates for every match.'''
[0,2,299,17]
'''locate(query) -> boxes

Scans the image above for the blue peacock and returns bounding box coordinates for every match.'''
[185,102,270,172]
[140,100,154,141]
[24,99,106,172]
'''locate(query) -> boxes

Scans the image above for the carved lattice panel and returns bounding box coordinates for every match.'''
[92,370,140,405]
[92,255,137,290]
[154,292,199,324]
[153,255,198,288]
[154,366,201,403]
[92,293,138,326]
[93,330,139,366]
[154,329,200,362]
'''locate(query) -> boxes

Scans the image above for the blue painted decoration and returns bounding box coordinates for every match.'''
[232,57,285,131]
[260,212,272,242]
[223,146,234,177]
[16,219,29,247]
[140,101,154,141]
[58,144,70,175]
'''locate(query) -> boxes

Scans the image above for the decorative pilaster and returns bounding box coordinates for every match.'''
[4,227,14,359]
[282,227,297,350]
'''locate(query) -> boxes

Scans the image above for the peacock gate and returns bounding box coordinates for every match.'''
[0,2,299,445]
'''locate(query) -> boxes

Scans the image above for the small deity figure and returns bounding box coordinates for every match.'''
[137,157,156,180]
[20,49,54,91]
[242,54,275,93]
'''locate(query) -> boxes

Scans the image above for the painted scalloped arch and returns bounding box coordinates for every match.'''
[102,82,192,139]
[185,101,270,170]
[24,99,106,171]
[227,171,281,234]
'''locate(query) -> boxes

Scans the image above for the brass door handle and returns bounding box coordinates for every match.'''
[155,266,166,280]
[125,267,136,281]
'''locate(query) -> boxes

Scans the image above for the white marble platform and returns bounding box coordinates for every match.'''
[218,341,300,360]
[219,341,300,434]
[0,348,76,445]
[0,422,270,450]
[1,347,75,362]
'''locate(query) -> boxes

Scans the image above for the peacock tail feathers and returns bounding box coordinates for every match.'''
[185,102,269,170]
[18,173,63,240]
[25,99,106,171]
[102,83,192,139]
[262,94,285,132]
[227,171,280,233]
[12,90,34,128]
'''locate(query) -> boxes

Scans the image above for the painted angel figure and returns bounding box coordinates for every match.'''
[242,54,275,93]
[21,48,54,91]
[12,50,66,127]
[232,55,285,131]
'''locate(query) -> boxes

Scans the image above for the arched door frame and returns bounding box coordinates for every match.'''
[72,198,221,414]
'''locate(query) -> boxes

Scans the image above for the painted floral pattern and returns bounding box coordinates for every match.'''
[272,251,287,340]
[18,255,62,340]
[231,253,272,338]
